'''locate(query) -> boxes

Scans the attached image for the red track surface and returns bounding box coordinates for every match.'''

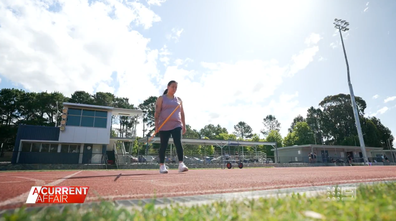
[1,166,395,210]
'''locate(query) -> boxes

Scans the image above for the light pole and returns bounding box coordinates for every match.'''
[334,18,368,164]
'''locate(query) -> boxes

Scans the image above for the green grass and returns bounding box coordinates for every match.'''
[2,182,396,221]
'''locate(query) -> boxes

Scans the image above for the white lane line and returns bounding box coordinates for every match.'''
[85,176,396,202]
[0,171,82,207]
[13,176,46,186]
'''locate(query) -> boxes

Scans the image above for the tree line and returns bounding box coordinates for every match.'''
[0,88,394,157]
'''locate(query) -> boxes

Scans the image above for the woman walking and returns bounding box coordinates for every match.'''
[155,80,188,173]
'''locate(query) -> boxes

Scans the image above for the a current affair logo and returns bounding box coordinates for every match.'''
[26,186,89,204]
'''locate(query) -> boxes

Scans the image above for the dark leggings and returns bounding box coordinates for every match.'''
[159,127,184,164]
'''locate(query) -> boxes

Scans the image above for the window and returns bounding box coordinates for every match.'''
[68,108,82,115]
[32,143,41,152]
[20,143,74,153]
[95,111,107,117]
[22,142,32,152]
[69,145,80,153]
[81,116,94,127]
[61,144,80,153]
[41,144,49,152]
[61,144,70,153]
[50,144,58,153]
[66,116,81,126]
[83,110,95,116]
[66,108,108,128]
[94,118,107,128]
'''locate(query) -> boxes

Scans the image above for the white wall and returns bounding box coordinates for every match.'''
[59,111,112,144]
[59,127,110,144]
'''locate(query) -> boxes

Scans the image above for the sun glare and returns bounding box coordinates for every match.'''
[238,0,303,27]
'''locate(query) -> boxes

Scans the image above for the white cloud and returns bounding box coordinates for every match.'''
[167,28,184,42]
[0,0,161,105]
[372,94,379,99]
[384,96,396,103]
[95,82,115,94]
[364,2,369,12]
[288,46,319,76]
[156,34,319,136]
[287,33,321,76]
[158,59,307,137]
[305,33,322,46]
[159,45,171,67]
[174,58,193,67]
[147,0,167,6]
[370,107,389,117]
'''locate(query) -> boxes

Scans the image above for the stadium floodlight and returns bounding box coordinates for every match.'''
[334,19,369,165]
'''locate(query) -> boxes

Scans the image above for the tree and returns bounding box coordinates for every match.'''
[261,115,281,137]
[183,124,202,155]
[284,122,315,146]
[0,88,23,126]
[288,115,305,133]
[306,107,324,145]
[200,124,228,140]
[215,133,237,141]
[250,134,260,142]
[293,122,315,145]
[93,92,115,107]
[360,118,381,147]
[46,92,68,126]
[138,96,157,137]
[18,92,47,125]
[319,94,366,145]
[265,130,283,157]
[183,124,200,139]
[368,117,394,149]
[233,121,253,139]
[69,91,94,104]
[283,132,295,147]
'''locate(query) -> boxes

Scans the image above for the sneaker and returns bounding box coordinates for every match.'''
[178,162,188,172]
[160,164,168,174]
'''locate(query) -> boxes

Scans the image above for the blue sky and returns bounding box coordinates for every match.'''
[0,0,395,147]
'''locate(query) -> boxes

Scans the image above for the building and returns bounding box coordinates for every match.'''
[11,102,143,164]
[273,144,395,164]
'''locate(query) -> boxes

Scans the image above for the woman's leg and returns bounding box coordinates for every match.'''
[170,127,184,162]
[159,130,171,164]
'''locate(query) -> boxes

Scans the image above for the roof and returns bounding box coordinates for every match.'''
[63,102,113,110]
[63,102,143,117]
[138,137,276,147]
[371,149,396,152]
[271,144,383,151]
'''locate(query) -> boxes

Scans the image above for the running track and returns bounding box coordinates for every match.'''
[0,166,395,210]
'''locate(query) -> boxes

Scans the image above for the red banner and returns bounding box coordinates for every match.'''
[26,186,89,204]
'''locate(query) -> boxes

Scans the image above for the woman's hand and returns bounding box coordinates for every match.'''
[182,126,186,135]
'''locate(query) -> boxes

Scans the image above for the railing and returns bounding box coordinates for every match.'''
[114,144,119,169]
[101,154,108,169]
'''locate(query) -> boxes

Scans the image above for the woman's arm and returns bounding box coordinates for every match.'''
[180,98,186,134]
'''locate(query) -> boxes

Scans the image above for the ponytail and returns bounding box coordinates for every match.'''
[163,89,168,95]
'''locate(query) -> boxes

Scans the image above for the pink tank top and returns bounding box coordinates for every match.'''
[158,95,182,131]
